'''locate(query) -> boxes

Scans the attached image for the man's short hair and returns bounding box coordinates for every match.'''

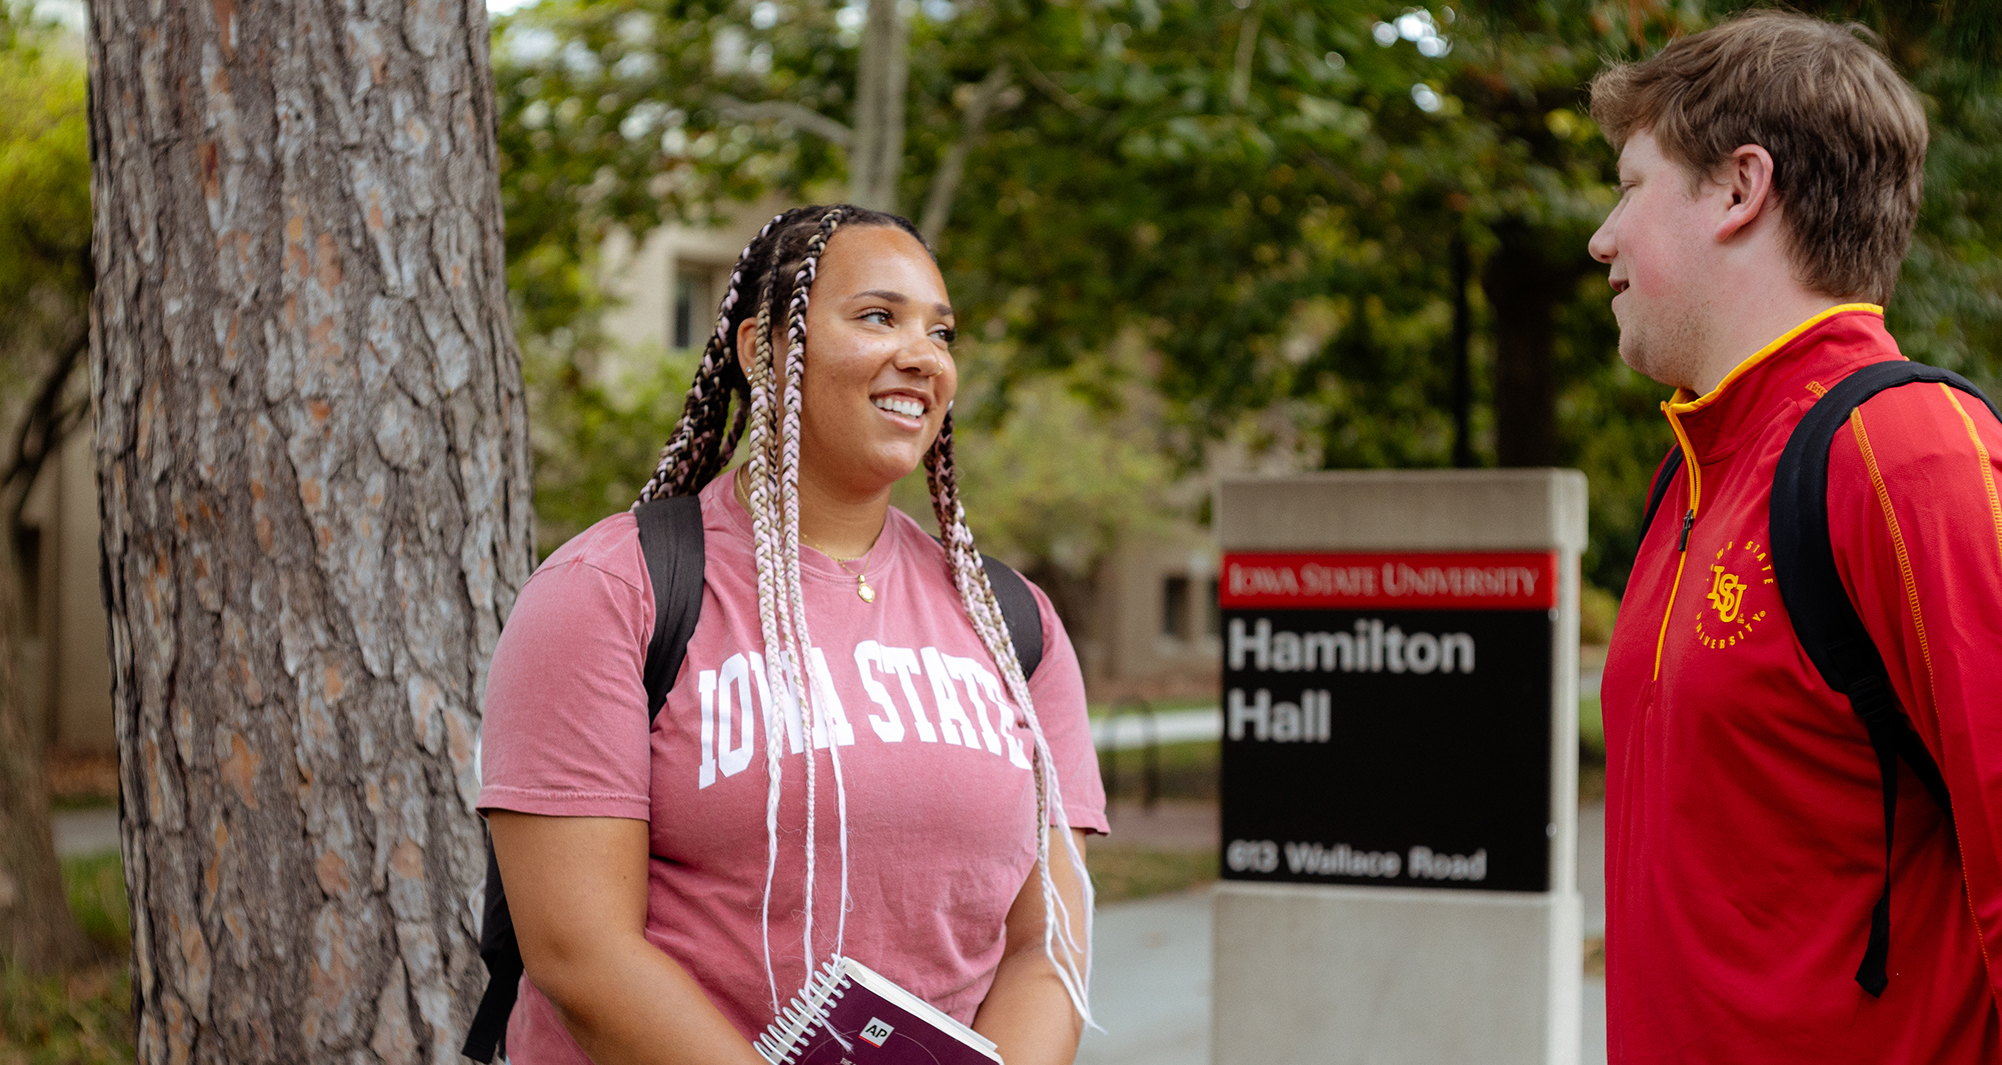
[1590,11,1927,304]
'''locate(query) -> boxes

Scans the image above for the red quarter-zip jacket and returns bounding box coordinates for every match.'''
[1602,305,2002,1063]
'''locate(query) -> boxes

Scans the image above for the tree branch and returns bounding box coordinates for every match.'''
[2,325,89,536]
[1017,54,1099,117]
[918,63,1012,245]
[709,95,854,147]
[1230,5,1262,110]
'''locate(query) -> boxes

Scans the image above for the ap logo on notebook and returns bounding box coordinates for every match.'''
[860,1019,894,1048]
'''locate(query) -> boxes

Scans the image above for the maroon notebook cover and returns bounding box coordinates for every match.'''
[765,965,999,1065]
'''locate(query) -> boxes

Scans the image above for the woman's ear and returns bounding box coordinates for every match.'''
[735,315,760,380]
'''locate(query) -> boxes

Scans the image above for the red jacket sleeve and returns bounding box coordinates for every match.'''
[1828,379,2002,999]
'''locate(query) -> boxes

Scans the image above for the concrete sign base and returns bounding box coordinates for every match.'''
[1212,470,1587,1065]
[1213,883,1581,1065]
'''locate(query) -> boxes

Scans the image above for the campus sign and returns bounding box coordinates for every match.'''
[1218,550,1559,893]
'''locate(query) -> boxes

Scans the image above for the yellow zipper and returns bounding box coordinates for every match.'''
[1652,401,1702,681]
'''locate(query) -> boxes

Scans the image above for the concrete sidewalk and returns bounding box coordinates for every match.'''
[1079,888,1608,1065]
[52,805,119,858]
[1075,891,1212,1065]
[1080,801,1610,1065]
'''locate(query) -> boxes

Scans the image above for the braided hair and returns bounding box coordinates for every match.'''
[635,206,1095,1027]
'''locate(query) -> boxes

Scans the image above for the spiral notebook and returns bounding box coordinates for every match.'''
[753,956,1004,1065]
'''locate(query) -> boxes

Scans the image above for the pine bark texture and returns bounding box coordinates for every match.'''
[85,0,534,1059]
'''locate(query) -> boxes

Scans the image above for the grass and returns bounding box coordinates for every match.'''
[60,855,131,956]
[0,854,134,1065]
[1089,694,1217,717]
[1090,846,1220,903]
[1094,733,1223,901]
[1098,739,1220,804]
[0,963,132,1065]
[1579,695,1605,763]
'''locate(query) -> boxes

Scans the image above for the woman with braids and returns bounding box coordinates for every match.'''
[476,205,1106,1065]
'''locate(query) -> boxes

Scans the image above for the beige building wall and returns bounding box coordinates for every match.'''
[1091,535,1221,699]
[14,429,115,752]
[597,210,782,384]
[52,433,113,749]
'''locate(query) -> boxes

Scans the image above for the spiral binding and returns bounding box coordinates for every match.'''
[754,957,857,1064]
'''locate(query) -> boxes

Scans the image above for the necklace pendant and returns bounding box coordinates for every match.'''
[857,574,876,603]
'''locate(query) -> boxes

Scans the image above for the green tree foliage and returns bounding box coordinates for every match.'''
[0,5,91,523]
[493,0,2002,593]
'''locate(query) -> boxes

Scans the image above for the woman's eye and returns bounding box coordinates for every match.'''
[861,310,891,325]
[932,326,956,344]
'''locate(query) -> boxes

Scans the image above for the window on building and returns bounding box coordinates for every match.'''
[1162,575,1191,640]
[673,267,714,349]
[12,525,39,638]
[1204,577,1220,638]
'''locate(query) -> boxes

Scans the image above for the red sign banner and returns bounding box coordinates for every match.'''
[1220,551,1559,610]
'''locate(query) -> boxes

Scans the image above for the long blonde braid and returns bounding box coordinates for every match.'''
[926,415,1095,1024]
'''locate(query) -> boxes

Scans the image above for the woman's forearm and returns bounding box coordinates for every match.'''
[537,933,770,1065]
[971,944,1087,1065]
[971,829,1091,1065]
[489,812,768,1065]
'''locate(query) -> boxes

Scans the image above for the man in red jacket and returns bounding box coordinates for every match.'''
[1589,12,2002,1063]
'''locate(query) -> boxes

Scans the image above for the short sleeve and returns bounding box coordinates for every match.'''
[478,538,656,821]
[1022,581,1109,835]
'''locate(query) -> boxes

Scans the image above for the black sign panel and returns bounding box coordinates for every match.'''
[1218,607,1553,892]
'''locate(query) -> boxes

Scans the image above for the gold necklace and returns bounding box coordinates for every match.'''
[734,468,881,603]
[802,534,878,603]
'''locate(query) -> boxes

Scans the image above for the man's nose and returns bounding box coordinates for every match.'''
[1588,213,1616,265]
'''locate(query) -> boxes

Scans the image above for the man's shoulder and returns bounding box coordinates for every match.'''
[1836,365,2002,475]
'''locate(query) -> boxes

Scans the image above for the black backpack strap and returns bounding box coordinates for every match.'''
[461,836,521,1062]
[462,496,708,1062]
[982,554,1045,680]
[1769,359,1998,996]
[1640,445,1685,540]
[636,495,708,720]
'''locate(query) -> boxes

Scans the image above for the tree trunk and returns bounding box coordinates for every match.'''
[0,327,94,974]
[0,534,92,973]
[1485,219,1564,468]
[851,0,909,211]
[85,0,535,1059]
[1450,231,1475,469]
[917,64,1011,246]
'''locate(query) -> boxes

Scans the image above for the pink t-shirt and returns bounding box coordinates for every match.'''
[477,474,1107,1063]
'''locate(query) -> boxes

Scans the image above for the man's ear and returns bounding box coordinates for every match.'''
[1716,144,1777,242]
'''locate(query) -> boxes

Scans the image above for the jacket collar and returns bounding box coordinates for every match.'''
[1663,304,1897,462]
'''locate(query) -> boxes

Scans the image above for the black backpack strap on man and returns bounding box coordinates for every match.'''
[462,497,1045,1061]
[1769,359,1997,996]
